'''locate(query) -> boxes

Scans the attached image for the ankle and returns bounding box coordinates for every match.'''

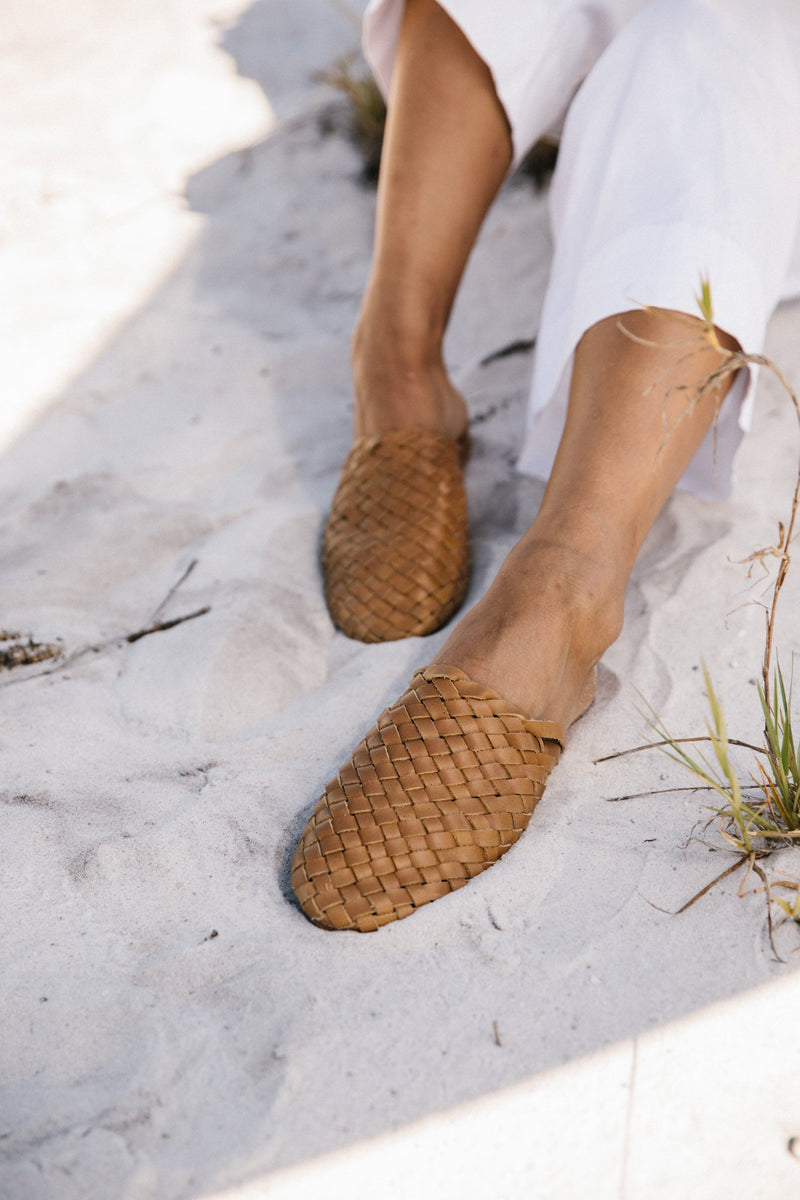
[501,537,625,654]
[350,312,467,441]
[352,306,443,382]
[434,540,624,726]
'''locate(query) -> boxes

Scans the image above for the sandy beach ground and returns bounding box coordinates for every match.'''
[3,2,800,1197]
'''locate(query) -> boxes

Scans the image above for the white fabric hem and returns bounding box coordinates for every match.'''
[362,0,614,166]
[518,222,767,500]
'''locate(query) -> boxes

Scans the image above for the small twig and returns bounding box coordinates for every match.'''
[595,735,766,764]
[126,607,210,644]
[492,1020,502,1047]
[150,559,198,622]
[479,337,536,367]
[748,859,782,961]
[672,856,749,914]
[603,785,719,803]
[0,560,210,688]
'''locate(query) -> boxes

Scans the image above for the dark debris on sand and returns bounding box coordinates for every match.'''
[0,631,62,670]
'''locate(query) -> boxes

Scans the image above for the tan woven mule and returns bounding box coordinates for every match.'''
[322,429,470,643]
[291,665,565,932]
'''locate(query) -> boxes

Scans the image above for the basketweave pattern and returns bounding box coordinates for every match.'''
[322,430,469,643]
[292,666,565,932]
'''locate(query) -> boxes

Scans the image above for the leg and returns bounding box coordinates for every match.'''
[295,309,740,931]
[521,0,800,495]
[323,0,514,643]
[297,0,790,930]
[434,307,740,727]
[352,0,512,440]
[484,0,799,720]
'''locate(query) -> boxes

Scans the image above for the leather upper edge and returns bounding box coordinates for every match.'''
[415,664,566,748]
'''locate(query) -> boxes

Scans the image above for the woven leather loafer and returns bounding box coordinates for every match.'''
[291,665,565,932]
[322,429,470,643]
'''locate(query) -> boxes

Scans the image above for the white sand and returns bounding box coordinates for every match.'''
[2,2,800,1197]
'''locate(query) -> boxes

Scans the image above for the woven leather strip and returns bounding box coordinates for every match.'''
[292,665,565,932]
[322,430,470,643]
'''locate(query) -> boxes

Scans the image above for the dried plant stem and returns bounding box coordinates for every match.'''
[597,734,767,764]
[0,561,209,688]
[607,279,800,939]
[690,346,800,711]
[618,305,800,715]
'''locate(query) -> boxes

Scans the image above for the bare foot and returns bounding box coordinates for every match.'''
[431,536,624,728]
[351,310,468,442]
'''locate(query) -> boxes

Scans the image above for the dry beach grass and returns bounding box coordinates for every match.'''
[602,284,800,951]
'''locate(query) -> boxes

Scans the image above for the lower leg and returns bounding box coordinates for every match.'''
[434,308,740,725]
[353,0,512,439]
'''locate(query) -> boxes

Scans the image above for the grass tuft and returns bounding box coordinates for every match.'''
[610,276,800,952]
[317,52,387,182]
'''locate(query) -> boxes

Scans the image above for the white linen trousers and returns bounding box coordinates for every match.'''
[363,0,800,497]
